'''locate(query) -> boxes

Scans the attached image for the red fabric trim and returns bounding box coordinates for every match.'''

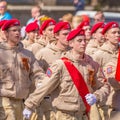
[115,50,120,81]
[61,57,90,113]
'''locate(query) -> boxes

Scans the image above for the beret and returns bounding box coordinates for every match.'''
[0,20,8,28]
[67,28,85,41]
[102,21,119,35]
[77,21,90,29]
[25,21,39,33]
[2,19,20,31]
[81,14,90,22]
[91,22,105,35]
[40,19,56,34]
[54,21,71,33]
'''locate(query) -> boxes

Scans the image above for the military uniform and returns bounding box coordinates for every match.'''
[86,39,101,57]
[35,41,66,72]
[24,50,110,120]
[103,55,120,120]
[0,42,45,120]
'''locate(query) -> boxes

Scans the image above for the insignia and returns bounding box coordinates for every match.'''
[107,66,112,74]
[112,24,117,28]
[46,68,52,77]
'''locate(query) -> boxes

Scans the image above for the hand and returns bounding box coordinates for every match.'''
[85,93,97,105]
[23,108,32,119]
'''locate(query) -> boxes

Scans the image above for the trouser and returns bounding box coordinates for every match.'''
[109,110,120,120]
[55,109,88,120]
[98,105,110,120]
[0,96,24,120]
[90,104,101,120]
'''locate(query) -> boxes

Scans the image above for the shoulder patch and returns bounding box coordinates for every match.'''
[46,68,52,77]
[107,66,112,74]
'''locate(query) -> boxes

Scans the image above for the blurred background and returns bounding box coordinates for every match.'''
[6,0,120,26]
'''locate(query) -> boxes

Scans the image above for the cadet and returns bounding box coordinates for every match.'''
[38,18,56,47]
[23,28,110,120]
[35,21,71,72]
[22,21,39,48]
[34,21,71,120]
[103,51,120,120]
[92,21,120,120]
[0,19,45,120]
[86,22,105,57]
[77,21,91,44]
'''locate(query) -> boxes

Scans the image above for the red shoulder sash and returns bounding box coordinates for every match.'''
[61,57,90,113]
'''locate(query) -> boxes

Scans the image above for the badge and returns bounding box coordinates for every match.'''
[107,66,112,74]
[46,68,52,77]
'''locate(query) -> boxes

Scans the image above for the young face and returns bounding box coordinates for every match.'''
[5,26,21,46]
[27,29,39,41]
[83,26,91,40]
[105,27,120,45]
[69,35,86,54]
[94,14,105,23]
[31,7,40,18]
[93,28,105,44]
[43,25,55,39]
[55,29,70,46]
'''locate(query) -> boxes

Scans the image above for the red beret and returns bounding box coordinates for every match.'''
[67,28,85,41]
[77,21,90,29]
[25,21,39,33]
[54,21,71,33]
[2,19,20,31]
[91,22,105,35]
[102,21,119,35]
[0,20,8,28]
[40,19,56,34]
[81,15,90,22]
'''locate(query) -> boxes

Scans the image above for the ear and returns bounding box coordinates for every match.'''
[54,33,59,40]
[68,40,74,48]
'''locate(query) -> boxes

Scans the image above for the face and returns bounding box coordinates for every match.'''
[5,26,21,46]
[105,27,120,45]
[55,29,70,46]
[31,7,40,18]
[94,14,105,23]
[0,1,7,15]
[69,35,86,54]
[83,26,91,40]
[43,25,55,39]
[27,29,39,41]
[94,28,105,44]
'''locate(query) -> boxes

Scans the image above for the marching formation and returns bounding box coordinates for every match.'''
[0,0,120,120]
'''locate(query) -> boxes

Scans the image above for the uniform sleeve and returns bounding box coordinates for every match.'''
[93,66,110,104]
[35,49,49,72]
[102,61,120,91]
[24,60,62,111]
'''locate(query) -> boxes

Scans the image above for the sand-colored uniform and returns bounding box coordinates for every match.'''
[35,41,67,120]
[93,42,118,68]
[0,42,45,120]
[92,42,119,120]
[86,39,101,57]
[25,51,110,120]
[35,41,66,72]
[103,55,120,120]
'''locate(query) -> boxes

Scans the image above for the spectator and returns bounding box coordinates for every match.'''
[0,0,12,20]
[94,11,105,23]
[73,0,85,12]
[26,5,43,25]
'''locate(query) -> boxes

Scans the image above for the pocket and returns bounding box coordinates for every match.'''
[63,97,78,104]
[0,64,12,80]
[5,82,14,90]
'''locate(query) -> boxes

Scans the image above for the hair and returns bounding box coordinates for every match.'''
[95,11,105,18]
